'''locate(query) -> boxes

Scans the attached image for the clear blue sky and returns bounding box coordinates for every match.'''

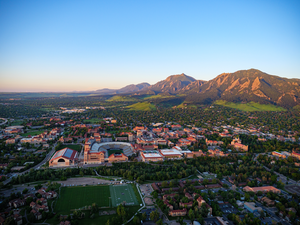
[0,0,299,92]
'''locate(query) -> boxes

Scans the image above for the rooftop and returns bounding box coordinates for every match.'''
[159,148,182,156]
[50,148,78,161]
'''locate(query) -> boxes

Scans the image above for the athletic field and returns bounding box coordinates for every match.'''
[55,186,110,214]
[110,184,139,207]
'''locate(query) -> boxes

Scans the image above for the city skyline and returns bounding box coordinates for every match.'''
[0,0,300,92]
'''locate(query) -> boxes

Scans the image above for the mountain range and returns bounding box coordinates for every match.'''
[95,69,300,108]
[95,82,150,95]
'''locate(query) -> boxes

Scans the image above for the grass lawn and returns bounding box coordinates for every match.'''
[83,118,103,124]
[21,130,45,137]
[144,94,174,100]
[131,184,143,204]
[107,96,137,102]
[57,144,82,151]
[55,186,111,214]
[214,100,286,111]
[176,103,197,109]
[186,175,200,180]
[126,102,156,111]
[110,184,139,207]
[77,206,141,225]
[47,185,141,225]
[10,119,23,126]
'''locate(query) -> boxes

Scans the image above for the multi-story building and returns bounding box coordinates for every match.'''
[243,186,281,194]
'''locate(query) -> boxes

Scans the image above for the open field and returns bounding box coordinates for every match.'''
[144,94,174,100]
[214,100,286,112]
[110,184,138,207]
[83,118,103,123]
[176,103,197,109]
[10,119,23,126]
[107,96,137,102]
[285,185,300,195]
[57,144,82,151]
[107,149,123,156]
[21,130,45,137]
[55,186,110,214]
[126,102,156,111]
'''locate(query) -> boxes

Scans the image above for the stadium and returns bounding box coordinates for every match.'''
[84,140,134,164]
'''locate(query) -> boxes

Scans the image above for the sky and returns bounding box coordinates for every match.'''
[0,0,299,92]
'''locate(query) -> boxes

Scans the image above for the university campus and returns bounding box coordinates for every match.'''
[1,1,300,225]
[1,108,300,225]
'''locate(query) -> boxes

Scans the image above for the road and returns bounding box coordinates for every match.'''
[253,153,298,186]
[0,118,8,126]
[3,144,56,185]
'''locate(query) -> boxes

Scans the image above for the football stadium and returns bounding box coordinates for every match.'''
[84,141,134,164]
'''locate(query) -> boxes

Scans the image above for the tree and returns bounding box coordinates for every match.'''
[91,203,98,214]
[150,210,159,222]
[22,188,28,194]
[142,212,147,221]
[27,212,35,222]
[156,219,163,225]
[260,210,265,218]
[189,209,195,221]
[117,204,126,222]
[161,181,168,188]
[132,216,140,224]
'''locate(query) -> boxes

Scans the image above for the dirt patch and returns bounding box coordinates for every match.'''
[285,185,300,195]
[144,197,154,205]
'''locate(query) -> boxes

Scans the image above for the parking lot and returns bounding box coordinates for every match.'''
[219,203,239,215]
[141,208,156,221]
[140,183,153,197]
[0,184,37,198]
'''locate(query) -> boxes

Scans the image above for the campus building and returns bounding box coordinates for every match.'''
[243,186,281,194]
[140,151,163,162]
[169,208,187,217]
[83,139,133,164]
[244,202,263,213]
[231,138,248,151]
[272,151,286,158]
[49,148,78,167]
[159,148,182,159]
[108,153,128,163]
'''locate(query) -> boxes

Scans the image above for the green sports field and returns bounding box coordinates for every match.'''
[107,149,123,156]
[110,184,139,207]
[55,186,110,214]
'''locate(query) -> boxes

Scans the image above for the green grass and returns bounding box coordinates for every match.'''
[107,96,137,102]
[131,184,142,204]
[9,119,23,126]
[293,105,300,111]
[110,184,139,207]
[214,100,286,112]
[57,144,82,151]
[126,102,156,111]
[107,149,123,156]
[21,130,45,137]
[55,186,111,214]
[144,94,174,100]
[176,103,197,109]
[83,118,103,123]
[186,175,200,179]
